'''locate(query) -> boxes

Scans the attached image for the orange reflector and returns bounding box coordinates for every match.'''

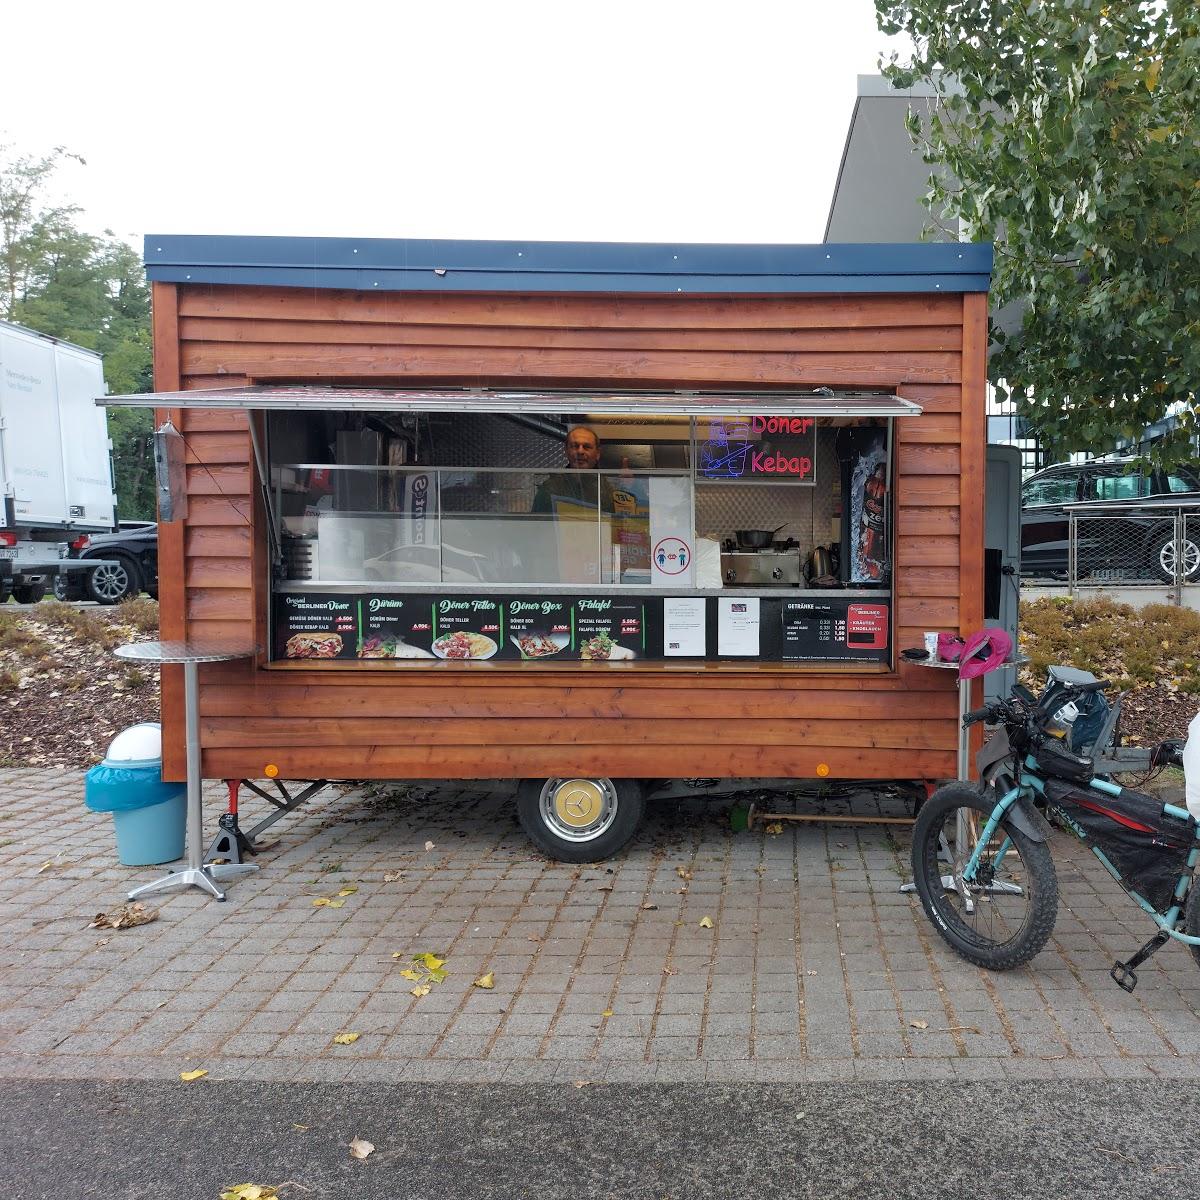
[816,762,831,777]
[264,763,279,778]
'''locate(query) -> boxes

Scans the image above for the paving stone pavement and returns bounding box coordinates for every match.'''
[1,768,1198,1084]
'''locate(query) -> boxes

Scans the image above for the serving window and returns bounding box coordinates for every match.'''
[266,404,898,667]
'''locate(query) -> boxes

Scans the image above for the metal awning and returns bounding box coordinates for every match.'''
[99,385,923,418]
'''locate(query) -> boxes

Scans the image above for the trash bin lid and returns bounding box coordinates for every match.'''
[103,722,163,768]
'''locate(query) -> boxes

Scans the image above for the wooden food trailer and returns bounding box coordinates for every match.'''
[115,236,992,861]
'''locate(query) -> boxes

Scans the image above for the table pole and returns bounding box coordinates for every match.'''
[184,659,203,872]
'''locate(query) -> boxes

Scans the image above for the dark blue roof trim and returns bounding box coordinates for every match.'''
[144,235,992,294]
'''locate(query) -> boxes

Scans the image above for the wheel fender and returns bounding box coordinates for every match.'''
[1002,794,1050,844]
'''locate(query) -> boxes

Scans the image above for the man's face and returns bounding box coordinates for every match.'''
[565,429,600,469]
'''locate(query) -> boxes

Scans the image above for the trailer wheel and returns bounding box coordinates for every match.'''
[516,778,644,863]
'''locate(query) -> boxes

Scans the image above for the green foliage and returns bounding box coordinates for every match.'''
[1019,595,1200,692]
[875,0,1200,467]
[0,143,153,520]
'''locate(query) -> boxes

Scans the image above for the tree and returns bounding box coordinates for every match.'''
[0,142,154,519]
[875,0,1200,466]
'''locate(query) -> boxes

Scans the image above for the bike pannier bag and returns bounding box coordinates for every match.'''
[1043,778,1195,913]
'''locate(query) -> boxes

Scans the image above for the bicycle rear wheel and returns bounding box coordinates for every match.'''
[911,783,1058,971]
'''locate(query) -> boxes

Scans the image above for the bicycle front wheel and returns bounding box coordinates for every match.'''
[911,783,1058,971]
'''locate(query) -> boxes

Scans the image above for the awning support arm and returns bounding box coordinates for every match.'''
[247,416,283,570]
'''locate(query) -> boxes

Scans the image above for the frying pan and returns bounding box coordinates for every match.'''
[735,524,788,550]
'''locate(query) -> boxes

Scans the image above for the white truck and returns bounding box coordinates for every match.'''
[0,318,118,603]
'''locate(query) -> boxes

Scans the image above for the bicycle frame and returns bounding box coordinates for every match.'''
[961,762,1200,947]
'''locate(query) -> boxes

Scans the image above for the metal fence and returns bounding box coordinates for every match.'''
[1065,500,1200,600]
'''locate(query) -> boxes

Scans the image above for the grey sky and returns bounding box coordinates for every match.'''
[2,0,905,246]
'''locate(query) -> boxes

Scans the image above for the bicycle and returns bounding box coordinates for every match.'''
[910,675,1198,992]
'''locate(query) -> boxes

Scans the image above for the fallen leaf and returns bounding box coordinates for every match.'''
[597,885,613,892]
[398,968,421,981]
[601,1009,613,1018]
[699,916,714,929]
[765,822,784,835]
[572,1080,591,1089]
[291,1124,308,1131]
[179,1068,208,1082]
[383,871,404,882]
[411,984,431,998]
[327,899,346,909]
[349,1137,375,1160]
[675,866,693,881]
[36,859,55,874]
[332,1032,360,1045]
[94,937,111,947]
[426,967,448,983]
[641,903,658,911]
[337,886,358,897]
[415,952,446,971]
[220,1187,278,1200]
[909,1019,929,1030]
[424,840,435,851]
[90,903,158,930]
[312,898,331,908]
[473,973,496,990]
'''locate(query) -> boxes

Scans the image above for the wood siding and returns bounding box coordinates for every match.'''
[155,284,986,782]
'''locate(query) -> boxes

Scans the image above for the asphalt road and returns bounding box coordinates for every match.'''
[4,1079,1199,1200]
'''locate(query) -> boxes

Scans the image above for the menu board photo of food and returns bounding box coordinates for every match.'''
[275,594,357,659]
[506,598,571,661]
[430,598,503,660]
[573,598,643,661]
[357,597,434,659]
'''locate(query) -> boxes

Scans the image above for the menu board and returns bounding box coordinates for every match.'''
[574,598,645,662]
[276,593,358,659]
[573,595,643,662]
[357,596,434,660]
[274,592,888,665]
[430,597,504,660]
[781,599,890,663]
[505,598,572,662]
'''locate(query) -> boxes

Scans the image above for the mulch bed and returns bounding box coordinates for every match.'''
[0,603,161,769]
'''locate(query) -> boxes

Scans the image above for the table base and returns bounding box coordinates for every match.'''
[128,862,259,903]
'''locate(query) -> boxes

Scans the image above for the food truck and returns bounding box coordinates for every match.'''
[109,236,991,861]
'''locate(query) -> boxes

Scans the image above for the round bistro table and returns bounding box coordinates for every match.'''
[114,640,259,902]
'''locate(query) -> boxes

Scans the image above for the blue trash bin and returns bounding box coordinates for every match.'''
[85,723,187,866]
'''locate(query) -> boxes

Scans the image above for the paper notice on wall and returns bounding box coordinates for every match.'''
[663,597,706,657]
[717,597,760,656]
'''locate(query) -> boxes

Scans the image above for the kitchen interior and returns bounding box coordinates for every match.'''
[267,408,891,596]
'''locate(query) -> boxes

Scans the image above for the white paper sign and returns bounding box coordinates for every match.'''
[649,475,694,586]
[663,597,706,657]
[718,597,760,656]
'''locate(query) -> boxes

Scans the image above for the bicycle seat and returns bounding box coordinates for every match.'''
[1047,665,1100,685]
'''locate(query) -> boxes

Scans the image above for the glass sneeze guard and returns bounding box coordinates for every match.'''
[275,466,694,589]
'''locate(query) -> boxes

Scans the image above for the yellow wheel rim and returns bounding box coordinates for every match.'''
[554,779,605,829]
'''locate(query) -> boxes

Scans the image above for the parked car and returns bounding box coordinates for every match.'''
[1021,457,1200,581]
[56,523,158,604]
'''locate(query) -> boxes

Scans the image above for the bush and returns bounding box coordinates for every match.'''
[0,613,53,663]
[116,596,159,634]
[30,601,121,648]
[1019,597,1200,692]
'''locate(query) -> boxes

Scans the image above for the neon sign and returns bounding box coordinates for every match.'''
[700,415,816,482]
